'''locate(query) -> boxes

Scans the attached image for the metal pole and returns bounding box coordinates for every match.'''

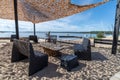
[34,23,36,36]
[112,1,120,54]
[14,0,19,39]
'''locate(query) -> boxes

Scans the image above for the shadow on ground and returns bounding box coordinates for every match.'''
[20,59,29,63]
[92,52,108,61]
[30,62,63,79]
[72,62,86,72]
[55,54,86,72]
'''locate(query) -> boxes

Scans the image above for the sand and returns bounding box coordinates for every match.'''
[0,39,120,80]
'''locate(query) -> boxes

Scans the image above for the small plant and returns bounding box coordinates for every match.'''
[97,32,105,38]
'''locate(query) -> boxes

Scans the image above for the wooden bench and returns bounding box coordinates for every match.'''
[11,39,48,76]
[74,38,91,60]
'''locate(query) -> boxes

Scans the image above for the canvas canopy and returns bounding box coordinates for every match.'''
[0,0,109,23]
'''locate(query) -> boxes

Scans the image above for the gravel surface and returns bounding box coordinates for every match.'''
[0,42,120,80]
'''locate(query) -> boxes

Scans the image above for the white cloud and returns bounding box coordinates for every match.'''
[58,12,92,23]
[36,20,79,31]
[0,12,92,32]
[80,21,110,31]
[0,11,110,32]
[34,12,92,31]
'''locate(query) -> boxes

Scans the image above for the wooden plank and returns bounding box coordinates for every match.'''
[94,39,120,45]
[95,39,120,42]
[59,36,82,38]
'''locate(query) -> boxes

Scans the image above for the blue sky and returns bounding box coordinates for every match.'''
[0,0,116,32]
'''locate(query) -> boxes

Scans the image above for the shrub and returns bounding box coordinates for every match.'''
[97,32,105,38]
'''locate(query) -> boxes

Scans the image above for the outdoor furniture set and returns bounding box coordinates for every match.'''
[11,38,91,76]
[60,38,91,71]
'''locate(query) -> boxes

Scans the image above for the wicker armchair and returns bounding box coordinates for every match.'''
[74,38,91,60]
[11,40,48,76]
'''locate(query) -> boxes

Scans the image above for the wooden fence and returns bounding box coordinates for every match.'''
[94,39,120,45]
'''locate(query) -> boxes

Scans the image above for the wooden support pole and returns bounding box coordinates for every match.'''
[14,0,19,39]
[34,23,36,36]
[112,1,120,54]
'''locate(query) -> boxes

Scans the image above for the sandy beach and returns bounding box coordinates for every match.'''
[0,39,120,80]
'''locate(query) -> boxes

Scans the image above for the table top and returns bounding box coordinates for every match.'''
[39,42,73,51]
[39,42,63,51]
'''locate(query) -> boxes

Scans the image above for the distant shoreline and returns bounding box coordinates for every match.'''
[0,31,113,34]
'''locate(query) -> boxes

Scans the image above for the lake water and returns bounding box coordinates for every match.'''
[0,32,112,40]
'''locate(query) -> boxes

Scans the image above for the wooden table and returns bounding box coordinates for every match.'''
[39,42,64,57]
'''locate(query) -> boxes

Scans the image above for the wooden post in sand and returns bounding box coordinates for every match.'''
[14,0,19,39]
[112,0,120,54]
[33,23,36,36]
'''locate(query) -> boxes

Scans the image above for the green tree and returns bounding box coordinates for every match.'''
[97,32,105,38]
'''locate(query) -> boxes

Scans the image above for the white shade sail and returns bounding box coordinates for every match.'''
[0,0,109,23]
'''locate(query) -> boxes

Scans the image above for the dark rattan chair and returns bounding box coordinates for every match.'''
[29,35,38,43]
[74,38,91,60]
[11,39,48,76]
[60,55,79,71]
[10,35,16,42]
